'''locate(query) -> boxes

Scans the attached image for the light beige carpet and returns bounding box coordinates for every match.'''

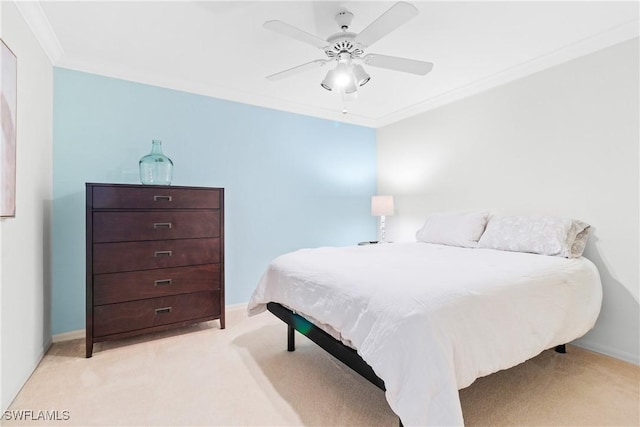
[3,306,639,426]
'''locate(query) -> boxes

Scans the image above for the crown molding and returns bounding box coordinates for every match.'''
[376,19,640,128]
[55,57,378,128]
[14,0,63,64]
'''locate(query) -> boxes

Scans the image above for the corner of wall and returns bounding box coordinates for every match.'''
[1,0,54,412]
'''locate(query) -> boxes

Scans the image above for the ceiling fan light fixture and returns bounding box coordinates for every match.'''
[352,64,371,86]
[334,62,351,86]
[343,74,358,94]
[321,69,336,91]
[331,62,356,94]
[323,62,358,93]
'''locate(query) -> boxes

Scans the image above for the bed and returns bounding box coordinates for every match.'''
[247,215,602,426]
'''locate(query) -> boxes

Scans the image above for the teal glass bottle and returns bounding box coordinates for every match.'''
[139,140,173,185]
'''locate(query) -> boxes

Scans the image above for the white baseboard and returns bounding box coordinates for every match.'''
[52,329,85,343]
[226,302,248,312]
[572,340,640,366]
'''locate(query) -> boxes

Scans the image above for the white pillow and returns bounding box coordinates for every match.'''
[415,211,490,248]
[477,215,590,258]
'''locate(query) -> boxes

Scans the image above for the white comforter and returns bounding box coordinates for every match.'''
[248,243,602,426]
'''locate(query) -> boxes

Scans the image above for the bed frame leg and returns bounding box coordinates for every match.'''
[555,344,566,353]
[287,325,295,352]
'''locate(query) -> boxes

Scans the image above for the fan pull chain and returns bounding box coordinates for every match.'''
[341,89,348,114]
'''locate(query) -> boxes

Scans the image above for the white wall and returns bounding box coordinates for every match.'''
[378,38,639,364]
[0,2,53,410]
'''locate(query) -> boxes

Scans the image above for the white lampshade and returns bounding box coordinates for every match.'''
[371,195,394,216]
[352,64,371,86]
[321,69,336,91]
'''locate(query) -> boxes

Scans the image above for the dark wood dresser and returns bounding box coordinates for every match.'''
[86,183,224,357]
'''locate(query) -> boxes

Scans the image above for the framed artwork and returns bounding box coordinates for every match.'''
[1,39,17,217]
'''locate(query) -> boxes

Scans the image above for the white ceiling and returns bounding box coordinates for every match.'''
[18,1,640,127]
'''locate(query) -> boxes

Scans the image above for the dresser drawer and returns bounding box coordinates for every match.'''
[93,291,220,337]
[93,211,220,243]
[92,186,221,209]
[93,238,220,274]
[94,264,221,305]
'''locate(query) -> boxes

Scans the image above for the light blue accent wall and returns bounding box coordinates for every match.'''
[53,68,377,335]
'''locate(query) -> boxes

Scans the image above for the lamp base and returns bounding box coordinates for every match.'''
[378,215,388,243]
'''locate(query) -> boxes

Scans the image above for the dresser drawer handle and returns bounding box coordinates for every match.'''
[153,222,172,229]
[155,306,172,315]
[154,250,173,257]
[154,279,172,286]
[153,195,172,202]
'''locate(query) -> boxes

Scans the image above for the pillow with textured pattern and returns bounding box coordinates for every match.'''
[477,215,590,258]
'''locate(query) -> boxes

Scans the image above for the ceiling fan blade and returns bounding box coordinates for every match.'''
[264,20,328,49]
[363,54,433,75]
[266,59,331,81]
[355,2,419,48]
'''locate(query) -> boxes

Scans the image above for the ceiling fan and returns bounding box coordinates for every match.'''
[264,1,433,98]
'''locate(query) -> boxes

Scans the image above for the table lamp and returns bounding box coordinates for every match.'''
[371,195,394,243]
